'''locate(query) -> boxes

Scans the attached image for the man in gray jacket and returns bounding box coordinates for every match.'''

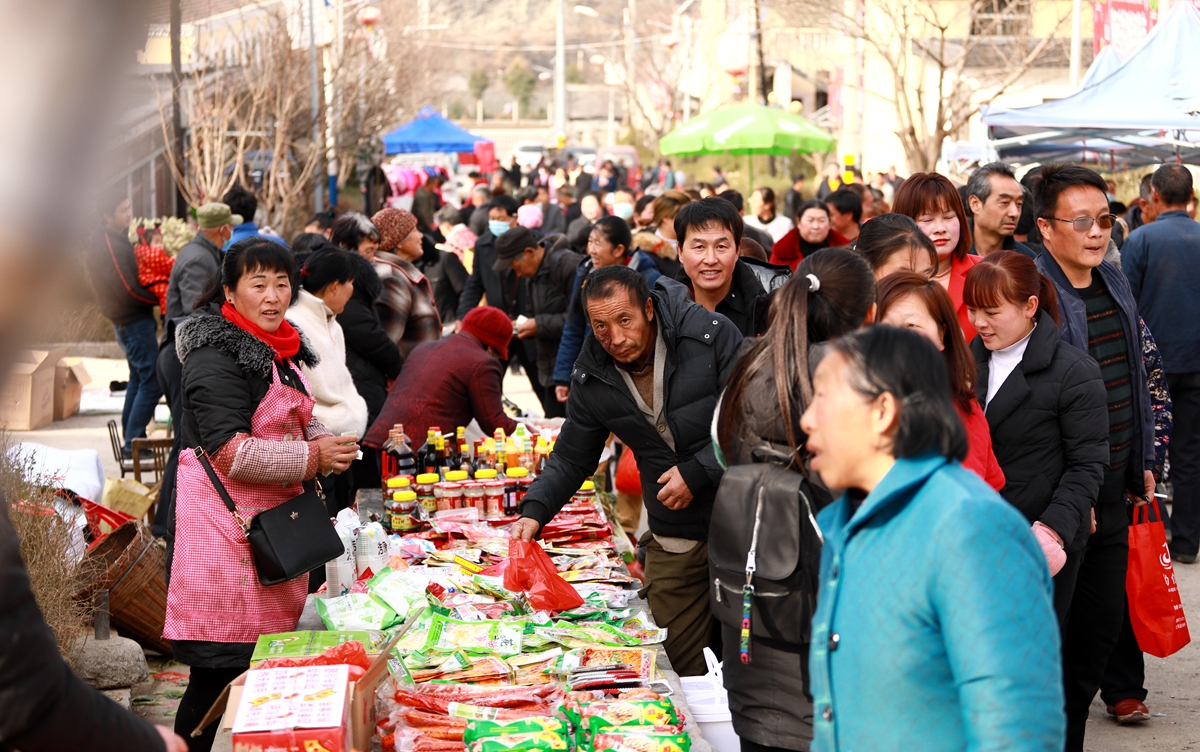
[164,203,239,320]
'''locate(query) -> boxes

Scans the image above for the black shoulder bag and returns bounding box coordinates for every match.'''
[708,460,824,663]
[194,447,345,586]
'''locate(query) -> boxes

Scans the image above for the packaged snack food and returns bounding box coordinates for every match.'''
[315,592,401,631]
[463,717,567,745]
[467,731,569,752]
[591,731,692,752]
[424,613,525,656]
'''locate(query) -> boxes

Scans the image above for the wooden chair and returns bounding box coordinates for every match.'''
[131,437,174,528]
[106,419,162,479]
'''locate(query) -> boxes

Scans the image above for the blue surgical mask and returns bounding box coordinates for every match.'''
[613,203,635,220]
[489,220,512,238]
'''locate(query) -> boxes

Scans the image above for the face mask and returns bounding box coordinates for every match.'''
[488,220,511,238]
[613,203,635,220]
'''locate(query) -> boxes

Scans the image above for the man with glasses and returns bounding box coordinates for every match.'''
[1033,164,1156,752]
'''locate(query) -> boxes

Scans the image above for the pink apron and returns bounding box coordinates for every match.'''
[164,361,314,644]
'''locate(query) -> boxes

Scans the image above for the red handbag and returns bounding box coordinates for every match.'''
[1126,499,1191,658]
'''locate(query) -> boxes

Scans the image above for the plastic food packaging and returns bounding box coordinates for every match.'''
[357,521,389,578]
[325,518,357,598]
[592,730,692,752]
[463,717,567,746]
[467,731,569,752]
[316,592,401,631]
[504,539,585,612]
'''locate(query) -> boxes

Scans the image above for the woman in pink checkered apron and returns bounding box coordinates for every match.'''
[164,239,360,751]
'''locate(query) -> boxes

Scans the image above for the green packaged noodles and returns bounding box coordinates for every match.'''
[591,731,692,752]
[463,717,568,745]
[424,612,525,656]
[467,732,569,752]
[315,593,401,631]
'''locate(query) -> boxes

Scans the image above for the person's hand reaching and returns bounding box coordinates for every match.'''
[656,466,694,510]
[509,517,540,541]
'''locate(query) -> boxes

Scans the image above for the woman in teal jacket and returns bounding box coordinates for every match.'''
[801,325,1063,752]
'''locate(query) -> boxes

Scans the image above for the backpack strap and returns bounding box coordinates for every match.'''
[740,487,765,664]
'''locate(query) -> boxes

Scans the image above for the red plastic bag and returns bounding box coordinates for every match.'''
[504,539,584,612]
[1127,499,1191,657]
[615,448,641,495]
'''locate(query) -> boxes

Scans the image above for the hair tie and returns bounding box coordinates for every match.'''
[299,267,310,278]
[806,273,821,293]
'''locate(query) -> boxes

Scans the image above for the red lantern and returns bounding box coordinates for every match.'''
[358,6,382,25]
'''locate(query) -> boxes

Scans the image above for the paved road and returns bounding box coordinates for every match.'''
[1086,552,1200,750]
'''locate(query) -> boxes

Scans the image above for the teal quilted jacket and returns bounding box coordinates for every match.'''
[809,454,1064,751]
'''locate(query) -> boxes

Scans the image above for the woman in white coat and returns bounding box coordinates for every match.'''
[286,248,368,515]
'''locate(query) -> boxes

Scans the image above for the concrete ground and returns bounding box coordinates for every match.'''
[12,356,1200,748]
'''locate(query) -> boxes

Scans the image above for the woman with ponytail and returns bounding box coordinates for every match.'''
[964,250,1109,624]
[165,239,360,751]
[713,246,876,752]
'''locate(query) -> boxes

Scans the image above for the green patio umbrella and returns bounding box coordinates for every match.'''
[658,103,836,158]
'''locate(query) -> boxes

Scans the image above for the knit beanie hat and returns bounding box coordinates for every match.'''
[372,208,418,253]
[517,203,543,229]
[461,306,513,361]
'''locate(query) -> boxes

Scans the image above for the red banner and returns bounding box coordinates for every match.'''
[1093,0,1159,58]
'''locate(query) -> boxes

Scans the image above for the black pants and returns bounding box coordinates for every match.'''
[742,741,799,752]
[1100,599,1147,706]
[175,665,246,752]
[153,341,184,540]
[1166,372,1200,556]
[1063,473,1130,752]
[1052,549,1084,629]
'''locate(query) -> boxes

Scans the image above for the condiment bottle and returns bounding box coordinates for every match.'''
[391,489,419,532]
[478,469,504,519]
[504,467,529,516]
[462,480,485,512]
[415,473,440,514]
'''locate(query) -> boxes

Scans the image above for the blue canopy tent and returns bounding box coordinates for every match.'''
[382,106,491,155]
[982,2,1200,167]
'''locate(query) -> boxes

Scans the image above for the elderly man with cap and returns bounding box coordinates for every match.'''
[495,227,582,419]
[363,306,521,450]
[371,208,441,358]
[165,202,241,320]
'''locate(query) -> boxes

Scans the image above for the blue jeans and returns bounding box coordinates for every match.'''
[114,317,162,454]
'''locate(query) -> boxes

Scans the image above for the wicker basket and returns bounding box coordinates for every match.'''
[73,521,172,655]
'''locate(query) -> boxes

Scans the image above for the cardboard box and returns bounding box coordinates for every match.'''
[200,632,401,752]
[53,358,90,421]
[232,664,352,752]
[0,348,68,430]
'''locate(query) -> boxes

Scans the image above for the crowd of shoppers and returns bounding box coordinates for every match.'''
[72,154,1200,752]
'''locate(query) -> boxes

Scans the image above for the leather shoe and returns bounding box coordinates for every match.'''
[1106,699,1150,723]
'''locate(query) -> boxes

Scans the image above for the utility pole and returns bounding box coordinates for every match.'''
[753,0,768,106]
[309,0,323,210]
[554,0,567,145]
[324,0,344,209]
[169,0,184,216]
[1069,0,1082,88]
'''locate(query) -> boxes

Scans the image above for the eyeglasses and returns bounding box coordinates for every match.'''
[1042,214,1117,232]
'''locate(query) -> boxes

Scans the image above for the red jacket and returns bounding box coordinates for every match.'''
[948,253,982,341]
[769,227,850,271]
[957,397,1005,491]
[363,331,517,449]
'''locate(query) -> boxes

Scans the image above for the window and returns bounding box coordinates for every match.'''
[971,0,1031,37]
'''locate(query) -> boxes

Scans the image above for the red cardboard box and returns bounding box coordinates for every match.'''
[198,633,401,752]
[231,664,351,752]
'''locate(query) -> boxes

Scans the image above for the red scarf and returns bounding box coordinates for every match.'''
[221,301,301,360]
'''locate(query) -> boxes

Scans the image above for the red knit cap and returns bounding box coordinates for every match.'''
[372,208,418,253]
[461,306,513,360]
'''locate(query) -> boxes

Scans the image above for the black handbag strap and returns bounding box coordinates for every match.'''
[193,446,251,533]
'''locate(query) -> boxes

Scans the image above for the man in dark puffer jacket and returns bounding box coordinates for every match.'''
[512,268,743,676]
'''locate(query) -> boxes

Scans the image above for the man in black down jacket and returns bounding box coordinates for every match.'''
[512,268,743,676]
[456,196,549,412]
[494,228,582,419]
[0,501,182,751]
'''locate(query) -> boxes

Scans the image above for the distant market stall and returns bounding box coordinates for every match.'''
[658,103,836,185]
[982,2,1200,167]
